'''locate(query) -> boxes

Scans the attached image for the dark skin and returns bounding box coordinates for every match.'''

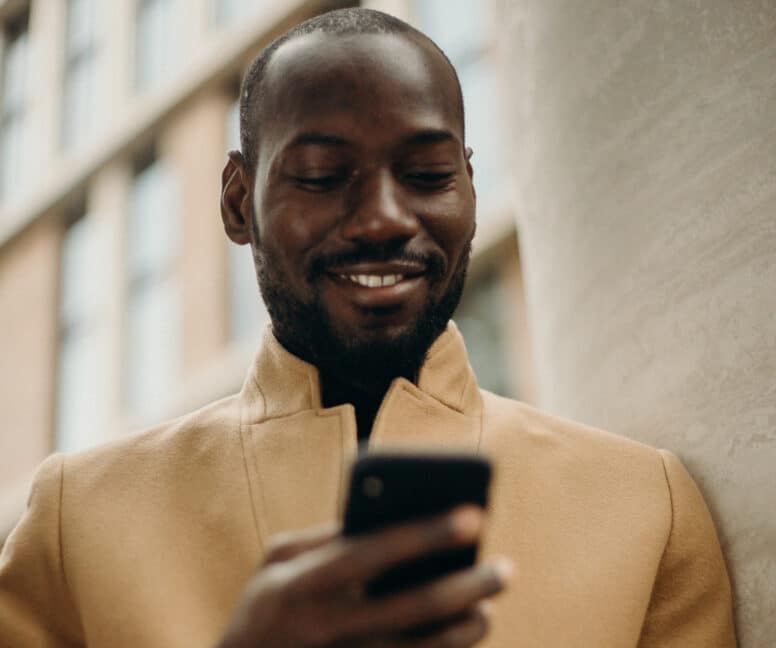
[219,32,510,646]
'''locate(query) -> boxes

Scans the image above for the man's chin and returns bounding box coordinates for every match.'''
[313,315,442,383]
[337,319,417,346]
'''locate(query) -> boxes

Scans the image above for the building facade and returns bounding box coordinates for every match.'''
[0,0,534,540]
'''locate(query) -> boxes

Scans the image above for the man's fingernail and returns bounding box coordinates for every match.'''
[450,507,482,539]
[494,558,514,583]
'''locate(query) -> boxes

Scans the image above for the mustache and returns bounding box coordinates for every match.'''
[308,244,446,281]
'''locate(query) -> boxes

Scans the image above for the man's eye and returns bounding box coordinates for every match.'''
[291,175,345,191]
[405,171,455,188]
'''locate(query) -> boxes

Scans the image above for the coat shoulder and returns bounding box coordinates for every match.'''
[61,393,243,499]
[478,389,671,503]
[480,389,662,461]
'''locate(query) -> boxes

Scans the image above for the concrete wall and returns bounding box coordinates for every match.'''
[502,2,776,645]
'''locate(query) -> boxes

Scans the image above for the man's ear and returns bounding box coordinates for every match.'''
[465,146,477,202]
[221,150,253,245]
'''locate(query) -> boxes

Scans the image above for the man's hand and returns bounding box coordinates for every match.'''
[217,506,511,647]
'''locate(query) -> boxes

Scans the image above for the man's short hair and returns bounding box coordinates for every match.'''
[238,7,465,173]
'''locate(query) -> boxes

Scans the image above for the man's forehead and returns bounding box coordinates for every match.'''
[266,30,437,82]
[259,30,461,139]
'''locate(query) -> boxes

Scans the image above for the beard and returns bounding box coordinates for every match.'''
[253,238,471,387]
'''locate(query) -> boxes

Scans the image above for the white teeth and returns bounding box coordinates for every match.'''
[342,274,405,287]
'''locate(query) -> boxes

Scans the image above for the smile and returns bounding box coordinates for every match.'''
[339,274,405,288]
[322,270,427,310]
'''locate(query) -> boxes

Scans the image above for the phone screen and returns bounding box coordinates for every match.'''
[343,452,492,597]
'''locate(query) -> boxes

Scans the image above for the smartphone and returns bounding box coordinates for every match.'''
[343,451,492,598]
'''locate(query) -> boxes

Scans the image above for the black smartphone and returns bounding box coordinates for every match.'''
[343,451,492,598]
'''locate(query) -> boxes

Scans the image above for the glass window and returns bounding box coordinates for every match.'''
[0,11,29,202]
[135,0,174,90]
[56,214,109,452]
[458,61,502,202]
[411,0,504,210]
[228,244,268,343]
[225,96,240,151]
[454,265,512,397]
[212,0,268,26]
[62,0,99,150]
[224,98,268,342]
[124,157,180,419]
[412,0,490,62]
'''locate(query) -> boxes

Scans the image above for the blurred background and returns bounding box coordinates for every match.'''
[0,0,535,539]
[0,0,774,644]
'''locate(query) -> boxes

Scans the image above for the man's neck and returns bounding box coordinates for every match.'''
[271,328,426,438]
[319,371,395,442]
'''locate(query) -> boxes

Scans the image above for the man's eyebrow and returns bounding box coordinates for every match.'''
[286,132,350,148]
[403,129,458,146]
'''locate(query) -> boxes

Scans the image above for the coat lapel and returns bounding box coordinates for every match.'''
[369,379,481,453]
[370,323,483,452]
[237,328,359,545]
[236,322,484,551]
[240,407,357,543]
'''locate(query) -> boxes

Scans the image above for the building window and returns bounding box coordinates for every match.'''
[454,263,512,397]
[0,10,29,203]
[124,154,180,419]
[224,97,268,342]
[229,243,268,343]
[62,0,99,150]
[212,0,267,26]
[135,0,174,90]
[412,0,504,209]
[56,213,109,452]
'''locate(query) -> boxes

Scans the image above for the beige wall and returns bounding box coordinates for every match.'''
[503,2,776,644]
[162,91,231,377]
[0,217,60,537]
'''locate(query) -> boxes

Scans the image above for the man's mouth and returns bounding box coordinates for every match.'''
[338,273,405,288]
[326,261,426,284]
[322,261,429,308]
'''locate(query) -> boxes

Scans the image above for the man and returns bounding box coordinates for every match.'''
[0,8,735,647]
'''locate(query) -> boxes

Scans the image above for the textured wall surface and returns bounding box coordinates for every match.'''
[502,2,776,644]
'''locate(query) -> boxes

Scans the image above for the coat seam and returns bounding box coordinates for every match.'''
[476,387,484,453]
[56,453,84,641]
[636,449,675,646]
[238,395,264,549]
[53,454,64,637]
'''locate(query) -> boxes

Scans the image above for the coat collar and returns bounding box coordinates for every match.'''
[236,321,484,543]
[238,320,483,428]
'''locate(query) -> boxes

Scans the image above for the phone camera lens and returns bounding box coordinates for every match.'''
[362,476,383,498]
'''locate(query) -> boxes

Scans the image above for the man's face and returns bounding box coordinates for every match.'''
[244,32,475,384]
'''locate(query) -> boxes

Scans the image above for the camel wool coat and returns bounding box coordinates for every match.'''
[0,323,735,647]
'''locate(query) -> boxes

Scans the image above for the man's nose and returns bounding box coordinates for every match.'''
[341,169,419,244]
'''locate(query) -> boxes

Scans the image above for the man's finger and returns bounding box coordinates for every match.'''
[298,505,484,592]
[408,605,490,648]
[357,604,490,648]
[263,522,341,564]
[342,559,510,638]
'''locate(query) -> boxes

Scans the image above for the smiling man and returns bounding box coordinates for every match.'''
[0,8,735,648]
[222,19,476,440]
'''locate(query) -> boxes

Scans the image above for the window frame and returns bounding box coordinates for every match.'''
[61,0,100,150]
[0,9,30,201]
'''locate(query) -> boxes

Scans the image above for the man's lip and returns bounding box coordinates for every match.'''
[325,261,426,277]
[322,273,426,308]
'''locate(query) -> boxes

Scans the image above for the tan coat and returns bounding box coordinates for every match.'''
[0,324,736,647]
